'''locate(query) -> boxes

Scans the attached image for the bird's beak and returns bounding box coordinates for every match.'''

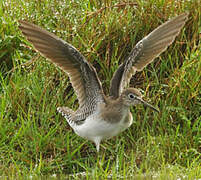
[136,97,159,113]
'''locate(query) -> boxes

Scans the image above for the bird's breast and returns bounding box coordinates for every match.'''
[73,110,133,141]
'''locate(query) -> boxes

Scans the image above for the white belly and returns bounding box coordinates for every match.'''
[72,112,132,142]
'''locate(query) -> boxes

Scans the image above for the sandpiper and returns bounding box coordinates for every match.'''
[19,13,188,152]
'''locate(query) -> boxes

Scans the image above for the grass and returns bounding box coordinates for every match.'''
[0,0,201,179]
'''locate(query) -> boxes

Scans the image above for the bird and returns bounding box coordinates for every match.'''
[19,13,188,152]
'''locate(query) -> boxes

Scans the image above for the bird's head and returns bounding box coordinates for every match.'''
[121,88,159,112]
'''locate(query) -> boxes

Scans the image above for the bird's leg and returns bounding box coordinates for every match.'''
[94,137,101,152]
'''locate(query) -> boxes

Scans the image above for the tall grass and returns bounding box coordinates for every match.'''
[0,0,200,178]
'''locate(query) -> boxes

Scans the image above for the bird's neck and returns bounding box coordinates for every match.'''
[100,96,130,123]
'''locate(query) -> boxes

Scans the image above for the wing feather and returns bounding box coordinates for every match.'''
[110,13,188,98]
[19,21,105,119]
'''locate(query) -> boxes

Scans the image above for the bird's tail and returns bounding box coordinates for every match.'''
[57,107,75,127]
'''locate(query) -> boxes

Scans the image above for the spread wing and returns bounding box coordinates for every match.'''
[19,21,105,115]
[109,13,189,99]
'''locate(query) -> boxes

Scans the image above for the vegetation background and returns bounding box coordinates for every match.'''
[0,0,200,179]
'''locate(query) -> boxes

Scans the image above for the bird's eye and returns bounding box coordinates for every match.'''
[128,93,135,99]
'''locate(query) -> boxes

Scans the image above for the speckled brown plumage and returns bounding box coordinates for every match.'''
[19,13,188,151]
